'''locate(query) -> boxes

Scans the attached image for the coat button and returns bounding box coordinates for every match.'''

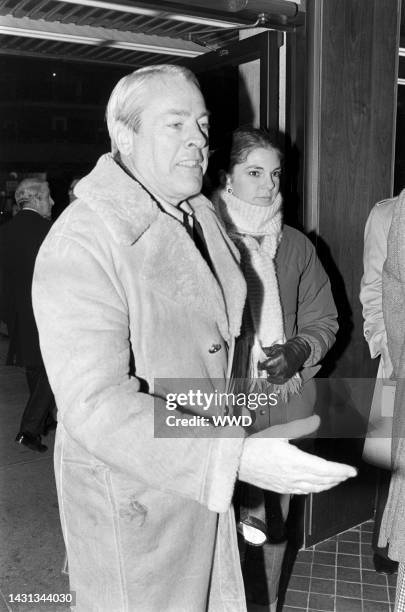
[208,343,222,354]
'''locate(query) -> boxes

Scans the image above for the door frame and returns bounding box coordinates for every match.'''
[182,30,283,130]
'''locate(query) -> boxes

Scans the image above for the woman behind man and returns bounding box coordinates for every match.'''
[209,127,338,610]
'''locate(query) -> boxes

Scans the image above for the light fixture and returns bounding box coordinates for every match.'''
[0,22,204,57]
[399,48,405,57]
[398,78,405,86]
[56,0,244,29]
[186,12,272,41]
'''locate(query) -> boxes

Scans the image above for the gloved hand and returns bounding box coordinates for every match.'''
[258,336,311,384]
[239,415,357,494]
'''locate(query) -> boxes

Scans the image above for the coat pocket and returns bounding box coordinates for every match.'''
[59,460,130,612]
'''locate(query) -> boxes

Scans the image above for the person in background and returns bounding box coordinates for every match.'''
[2,178,56,452]
[32,66,355,611]
[210,126,338,612]
[360,194,398,573]
[0,202,14,330]
[378,188,405,611]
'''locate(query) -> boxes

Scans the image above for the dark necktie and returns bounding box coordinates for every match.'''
[183,211,215,276]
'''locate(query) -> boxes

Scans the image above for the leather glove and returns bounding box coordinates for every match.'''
[258,336,311,384]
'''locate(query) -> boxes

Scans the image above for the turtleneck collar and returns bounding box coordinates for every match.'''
[214,188,283,236]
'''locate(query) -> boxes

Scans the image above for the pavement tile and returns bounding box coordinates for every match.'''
[311,564,335,580]
[335,596,362,612]
[361,569,387,586]
[310,578,335,595]
[336,580,362,598]
[308,593,334,611]
[362,583,389,602]
[314,540,337,553]
[336,566,361,583]
[337,553,360,569]
[287,575,310,592]
[363,600,390,612]
[338,540,360,555]
[312,551,336,567]
[284,589,308,608]
[292,562,312,578]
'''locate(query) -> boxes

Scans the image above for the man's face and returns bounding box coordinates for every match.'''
[126,76,209,205]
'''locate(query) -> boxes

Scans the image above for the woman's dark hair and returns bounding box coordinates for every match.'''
[206,126,283,191]
[229,126,283,169]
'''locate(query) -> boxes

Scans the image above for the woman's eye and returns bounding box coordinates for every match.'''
[273,170,282,178]
[248,170,260,177]
[169,122,183,129]
[199,122,210,134]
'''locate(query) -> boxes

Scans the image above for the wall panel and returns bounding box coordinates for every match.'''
[316,0,400,378]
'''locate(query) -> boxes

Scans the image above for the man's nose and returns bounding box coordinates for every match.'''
[185,122,207,148]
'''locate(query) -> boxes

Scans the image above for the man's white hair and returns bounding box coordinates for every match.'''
[105,64,200,154]
[15,178,47,208]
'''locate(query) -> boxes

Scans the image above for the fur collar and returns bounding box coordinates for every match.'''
[74,154,246,339]
[75,154,160,245]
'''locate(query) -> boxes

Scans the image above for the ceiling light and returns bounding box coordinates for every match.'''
[59,0,160,18]
[57,0,243,28]
[0,24,203,57]
[168,13,242,27]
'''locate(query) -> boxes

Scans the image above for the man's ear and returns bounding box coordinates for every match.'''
[114,122,135,156]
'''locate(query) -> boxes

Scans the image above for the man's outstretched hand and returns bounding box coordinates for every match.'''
[238,415,357,495]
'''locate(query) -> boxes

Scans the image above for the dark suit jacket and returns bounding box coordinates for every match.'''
[2,210,51,366]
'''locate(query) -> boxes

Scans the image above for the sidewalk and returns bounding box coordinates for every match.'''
[0,335,69,612]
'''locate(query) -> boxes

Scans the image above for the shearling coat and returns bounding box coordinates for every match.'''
[32,154,248,612]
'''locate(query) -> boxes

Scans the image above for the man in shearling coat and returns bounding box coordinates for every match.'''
[32,65,356,612]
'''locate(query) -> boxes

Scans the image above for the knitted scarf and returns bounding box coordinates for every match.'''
[214,189,302,400]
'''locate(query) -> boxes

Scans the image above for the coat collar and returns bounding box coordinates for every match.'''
[75,154,246,339]
[75,153,160,245]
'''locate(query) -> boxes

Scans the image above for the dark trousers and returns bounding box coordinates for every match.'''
[19,365,55,437]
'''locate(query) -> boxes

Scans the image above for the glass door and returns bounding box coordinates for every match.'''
[182,30,282,149]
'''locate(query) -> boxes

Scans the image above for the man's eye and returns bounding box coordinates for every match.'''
[199,122,210,133]
[169,122,183,129]
[273,170,282,178]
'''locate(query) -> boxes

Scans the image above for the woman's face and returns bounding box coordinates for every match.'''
[227,146,282,207]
